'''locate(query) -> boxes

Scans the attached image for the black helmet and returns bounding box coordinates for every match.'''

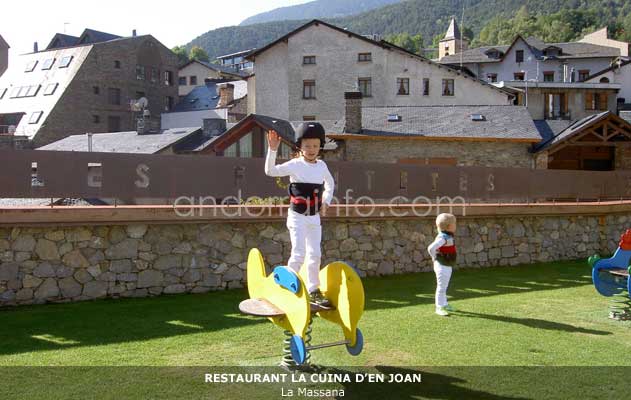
[295,122,325,149]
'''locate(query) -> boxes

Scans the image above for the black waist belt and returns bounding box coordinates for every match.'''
[288,182,324,216]
[436,253,457,266]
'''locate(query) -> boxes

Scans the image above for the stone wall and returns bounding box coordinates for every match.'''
[1,212,628,307]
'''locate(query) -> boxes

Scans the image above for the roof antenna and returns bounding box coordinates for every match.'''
[460,1,465,69]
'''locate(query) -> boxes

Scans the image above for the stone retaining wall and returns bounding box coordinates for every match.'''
[1,213,628,306]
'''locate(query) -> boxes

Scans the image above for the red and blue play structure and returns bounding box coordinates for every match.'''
[590,229,631,319]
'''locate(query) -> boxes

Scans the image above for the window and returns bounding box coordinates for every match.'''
[303,56,316,65]
[114,60,121,69]
[189,76,197,85]
[239,134,252,158]
[108,88,121,105]
[513,72,525,81]
[600,77,610,83]
[486,73,497,83]
[543,71,554,82]
[578,70,590,82]
[164,70,173,86]
[303,116,316,121]
[41,58,55,70]
[358,53,372,62]
[29,111,43,124]
[585,93,608,111]
[93,86,100,95]
[151,67,159,83]
[93,115,100,124]
[10,87,20,98]
[107,116,121,132]
[178,77,187,86]
[397,78,409,95]
[136,65,146,80]
[423,78,430,95]
[444,45,450,56]
[442,79,454,96]
[303,80,316,99]
[135,91,145,99]
[59,56,73,68]
[597,93,607,111]
[25,60,38,72]
[278,142,292,159]
[224,134,253,158]
[27,85,41,97]
[516,50,524,63]
[165,96,174,111]
[358,77,372,97]
[17,86,29,97]
[43,83,59,96]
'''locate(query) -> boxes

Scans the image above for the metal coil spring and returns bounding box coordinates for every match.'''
[281,319,313,367]
[609,290,631,320]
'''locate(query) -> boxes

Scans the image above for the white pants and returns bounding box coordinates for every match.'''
[433,261,452,308]
[287,210,322,293]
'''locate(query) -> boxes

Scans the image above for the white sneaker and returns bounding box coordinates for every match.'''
[435,307,449,316]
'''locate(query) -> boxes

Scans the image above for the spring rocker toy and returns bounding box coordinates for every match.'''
[590,229,631,320]
[238,248,365,366]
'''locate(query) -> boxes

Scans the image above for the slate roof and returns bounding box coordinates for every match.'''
[46,34,80,50]
[78,29,122,45]
[37,127,202,154]
[171,80,247,112]
[194,114,339,152]
[179,59,247,78]
[443,18,462,40]
[533,120,573,144]
[343,105,541,140]
[440,36,621,64]
[532,111,610,152]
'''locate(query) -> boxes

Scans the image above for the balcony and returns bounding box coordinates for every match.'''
[545,111,571,121]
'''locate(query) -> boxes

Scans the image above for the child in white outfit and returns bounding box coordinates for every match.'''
[427,213,457,316]
[264,122,335,306]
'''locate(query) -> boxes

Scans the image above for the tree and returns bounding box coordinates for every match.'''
[385,32,424,54]
[171,46,189,66]
[189,46,210,63]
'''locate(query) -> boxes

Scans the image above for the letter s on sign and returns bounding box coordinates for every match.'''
[135,164,150,188]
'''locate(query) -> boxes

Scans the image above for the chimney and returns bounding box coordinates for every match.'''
[33,42,38,52]
[202,118,227,136]
[132,29,137,37]
[344,91,362,134]
[217,83,235,108]
[87,132,93,152]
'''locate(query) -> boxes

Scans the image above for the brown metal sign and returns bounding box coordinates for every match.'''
[0,149,629,201]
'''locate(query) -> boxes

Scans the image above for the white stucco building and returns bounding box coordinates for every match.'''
[246,19,513,122]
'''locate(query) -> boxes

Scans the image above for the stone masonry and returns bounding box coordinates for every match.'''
[0,213,628,306]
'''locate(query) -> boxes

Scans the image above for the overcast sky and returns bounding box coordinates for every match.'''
[1,0,311,56]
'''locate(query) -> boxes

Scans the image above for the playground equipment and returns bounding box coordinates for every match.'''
[239,248,365,366]
[590,229,631,320]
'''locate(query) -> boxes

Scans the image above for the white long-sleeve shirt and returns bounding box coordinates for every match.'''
[427,235,447,260]
[265,149,335,205]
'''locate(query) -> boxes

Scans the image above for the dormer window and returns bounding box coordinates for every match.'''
[543,46,562,57]
[484,48,504,59]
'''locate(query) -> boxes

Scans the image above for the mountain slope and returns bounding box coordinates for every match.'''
[240,0,403,26]
[189,0,631,60]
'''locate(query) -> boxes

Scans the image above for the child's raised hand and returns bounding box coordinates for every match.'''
[267,130,281,151]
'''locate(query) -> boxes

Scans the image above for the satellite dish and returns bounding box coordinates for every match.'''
[130,97,149,111]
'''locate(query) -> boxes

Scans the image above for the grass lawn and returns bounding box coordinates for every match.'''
[1,260,630,399]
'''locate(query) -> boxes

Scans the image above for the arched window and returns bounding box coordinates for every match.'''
[600,77,610,83]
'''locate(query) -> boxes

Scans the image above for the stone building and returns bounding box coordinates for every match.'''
[177,60,244,97]
[438,22,623,123]
[246,19,512,122]
[0,29,179,147]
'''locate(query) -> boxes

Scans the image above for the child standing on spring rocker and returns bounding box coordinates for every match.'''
[265,123,334,307]
[427,213,457,316]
